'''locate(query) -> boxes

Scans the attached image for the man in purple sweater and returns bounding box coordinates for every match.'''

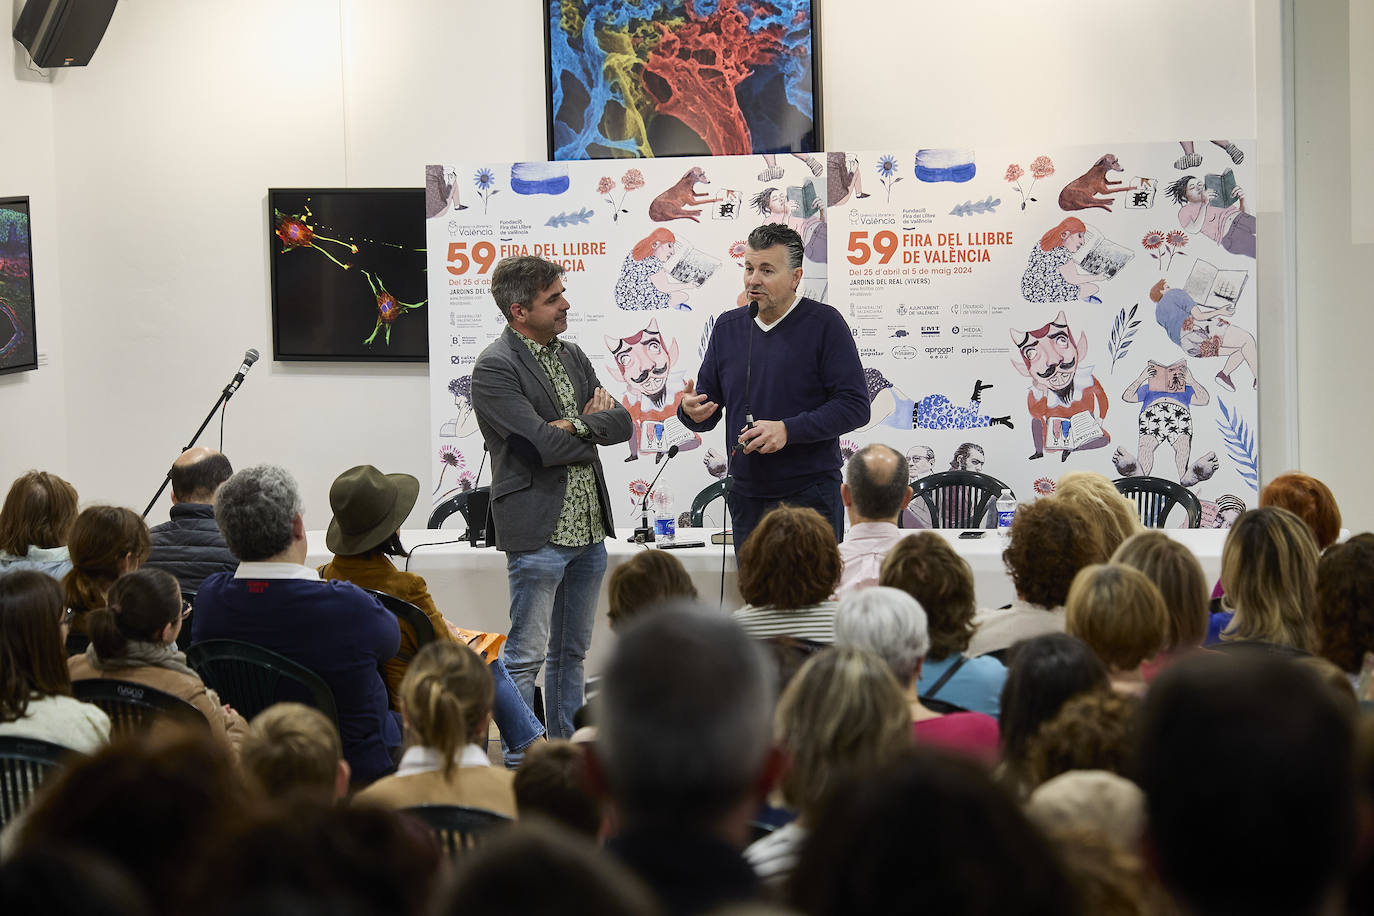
[678,224,869,549]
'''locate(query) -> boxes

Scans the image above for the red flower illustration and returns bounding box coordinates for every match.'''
[622,169,646,191]
[1142,230,1166,250]
[596,176,615,196]
[1005,164,1025,183]
[1029,156,1055,180]
[1166,230,1189,248]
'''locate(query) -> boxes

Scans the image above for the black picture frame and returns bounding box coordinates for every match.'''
[544,0,822,160]
[0,196,37,376]
[268,188,429,362]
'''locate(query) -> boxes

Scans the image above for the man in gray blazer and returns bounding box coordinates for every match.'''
[471,255,632,751]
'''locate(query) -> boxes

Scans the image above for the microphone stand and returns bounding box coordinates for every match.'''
[630,444,679,544]
[719,302,759,602]
[141,351,259,519]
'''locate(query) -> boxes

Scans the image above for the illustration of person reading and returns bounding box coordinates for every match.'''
[1112,359,1219,488]
[1020,217,1107,304]
[860,368,1012,433]
[613,228,694,311]
[1166,173,1255,259]
[1010,312,1110,462]
[603,320,700,463]
[1150,278,1258,392]
[439,376,478,438]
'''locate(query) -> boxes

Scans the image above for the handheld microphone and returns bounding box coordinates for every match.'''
[730,303,759,457]
[224,348,260,397]
[631,444,680,544]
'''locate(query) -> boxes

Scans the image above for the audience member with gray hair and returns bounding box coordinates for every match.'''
[598,603,780,915]
[192,465,402,785]
[837,587,1000,762]
[836,443,912,595]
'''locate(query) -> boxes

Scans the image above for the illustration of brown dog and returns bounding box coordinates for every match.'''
[648,167,721,223]
[1058,154,1138,212]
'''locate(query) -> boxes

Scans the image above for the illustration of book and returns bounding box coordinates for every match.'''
[1048,411,1104,451]
[786,181,820,217]
[1205,168,1239,208]
[1184,259,1247,311]
[712,190,742,220]
[640,416,695,453]
[1124,177,1157,209]
[664,243,721,288]
[1071,225,1133,279]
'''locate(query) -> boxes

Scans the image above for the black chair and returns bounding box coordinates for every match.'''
[428,490,474,529]
[71,678,209,738]
[688,478,732,527]
[363,589,436,664]
[0,736,79,827]
[64,630,90,657]
[402,804,512,856]
[911,471,1011,528]
[187,639,339,727]
[175,589,196,652]
[1113,476,1202,528]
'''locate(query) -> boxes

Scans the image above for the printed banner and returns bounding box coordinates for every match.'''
[427,141,1259,531]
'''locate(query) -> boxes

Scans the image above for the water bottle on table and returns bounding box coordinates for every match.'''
[996,493,1017,530]
[654,490,676,544]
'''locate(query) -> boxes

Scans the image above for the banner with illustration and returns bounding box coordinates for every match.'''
[425,140,1259,530]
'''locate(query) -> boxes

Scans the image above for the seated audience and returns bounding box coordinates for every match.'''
[788,748,1083,916]
[1260,470,1342,551]
[188,799,440,916]
[1314,532,1374,679]
[0,470,78,580]
[1064,563,1169,694]
[744,645,910,887]
[1029,822,1165,916]
[967,498,1105,658]
[12,732,250,916]
[836,443,912,595]
[239,701,350,802]
[1111,530,1209,674]
[606,549,698,631]
[144,447,236,592]
[998,633,1110,795]
[1209,506,1318,651]
[1025,769,1146,851]
[1139,654,1359,916]
[69,567,247,749]
[514,739,601,839]
[734,505,841,644]
[836,587,999,761]
[61,505,150,652]
[433,822,663,916]
[317,464,542,763]
[191,464,401,785]
[880,532,1007,716]
[355,640,516,816]
[0,848,150,916]
[0,570,109,752]
[1023,691,1141,791]
[598,605,780,915]
[1054,471,1143,553]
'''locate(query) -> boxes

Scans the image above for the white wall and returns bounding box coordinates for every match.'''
[8,0,1345,529]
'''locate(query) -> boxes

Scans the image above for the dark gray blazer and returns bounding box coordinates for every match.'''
[471,326,632,552]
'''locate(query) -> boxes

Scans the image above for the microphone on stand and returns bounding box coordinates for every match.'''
[630,444,680,544]
[224,348,260,397]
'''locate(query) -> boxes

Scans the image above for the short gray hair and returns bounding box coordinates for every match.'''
[845,443,909,519]
[599,602,774,825]
[836,586,930,687]
[215,465,302,561]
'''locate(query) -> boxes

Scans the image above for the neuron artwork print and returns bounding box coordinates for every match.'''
[547,0,819,160]
[268,189,428,361]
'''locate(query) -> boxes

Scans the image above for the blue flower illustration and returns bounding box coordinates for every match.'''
[474,168,495,190]
[877,155,898,179]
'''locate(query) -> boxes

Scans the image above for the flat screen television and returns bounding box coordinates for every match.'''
[0,196,37,376]
[268,188,428,362]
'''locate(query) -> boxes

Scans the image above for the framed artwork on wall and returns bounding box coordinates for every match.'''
[0,196,37,376]
[545,0,822,160]
[268,188,428,362]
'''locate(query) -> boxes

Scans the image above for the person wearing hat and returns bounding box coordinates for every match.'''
[318,465,545,763]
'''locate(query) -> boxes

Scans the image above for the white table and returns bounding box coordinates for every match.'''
[306,527,1226,676]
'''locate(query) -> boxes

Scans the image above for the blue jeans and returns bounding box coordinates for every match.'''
[488,657,544,760]
[502,539,607,752]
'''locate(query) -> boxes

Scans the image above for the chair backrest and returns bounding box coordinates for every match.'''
[187,639,340,727]
[0,736,79,827]
[1113,476,1203,528]
[70,678,209,738]
[176,589,197,652]
[364,588,436,664]
[427,491,471,529]
[402,804,513,857]
[911,471,1010,528]
[688,479,732,527]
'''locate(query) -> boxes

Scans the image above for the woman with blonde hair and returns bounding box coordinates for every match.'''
[0,470,79,579]
[61,506,150,653]
[355,640,515,815]
[1065,564,1169,695]
[1055,471,1143,557]
[1210,507,1319,652]
[743,645,911,888]
[1112,531,1209,674]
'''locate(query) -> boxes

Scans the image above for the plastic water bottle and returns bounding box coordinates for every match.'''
[996,494,1017,530]
[654,490,676,544]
